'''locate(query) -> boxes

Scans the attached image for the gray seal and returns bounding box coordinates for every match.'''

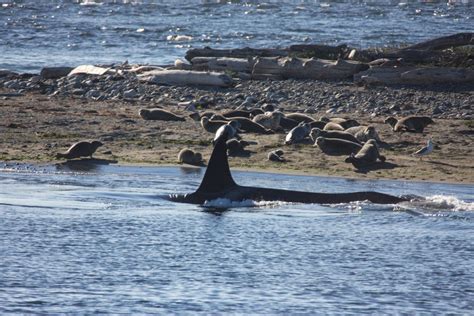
[315,137,362,155]
[201,117,229,133]
[56,140,103,160]
[285,113,317,123]
[230,117,273,134]
[384,116,434,133]
[285,122,311,145]
[253,111,284,131]
[310,128,361,144]
[345,125,381,143]
[139,108,185,121]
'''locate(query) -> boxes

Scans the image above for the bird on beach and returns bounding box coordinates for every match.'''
[412,138,433,160]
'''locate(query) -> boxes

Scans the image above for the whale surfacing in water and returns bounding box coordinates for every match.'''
[167,136,408,205]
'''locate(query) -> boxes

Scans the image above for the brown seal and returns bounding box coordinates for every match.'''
[315,137,362,155]
[229,117,273,134]
[178,148,204,166]
[345,125,381,143]
[56,140,103,160]
[139,108,185,121]
[384,116,434,133]
[253,111,283,131]
[285,113,317,123]
[345,139,386,168]
[323,122,345,131]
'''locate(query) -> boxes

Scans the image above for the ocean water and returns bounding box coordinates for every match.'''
[0,0,472,73]
[0,163,473,313]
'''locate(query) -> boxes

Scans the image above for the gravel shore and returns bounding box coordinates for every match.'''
[1,70,473,183]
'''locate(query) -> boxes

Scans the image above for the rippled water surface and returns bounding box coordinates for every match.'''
[0,0,472,72]
[0,163,473,313]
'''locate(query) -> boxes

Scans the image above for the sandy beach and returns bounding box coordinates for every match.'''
[1,79,473,184]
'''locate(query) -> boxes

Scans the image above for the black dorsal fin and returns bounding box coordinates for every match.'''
[196,136,237,193]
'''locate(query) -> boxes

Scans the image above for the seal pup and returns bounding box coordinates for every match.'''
[323,122,345,131]
[252,111,283,131]
[345,125,381,143]
[56,140,103,160]
[385,116,434,133]
[268,149,285,162]
[310,128,361,144]
[178,148,204,166]
[285,122,311,145]
[345,139,386,168]
[412,138,433,160]
[139,108,185,121]
[315,137,362,155]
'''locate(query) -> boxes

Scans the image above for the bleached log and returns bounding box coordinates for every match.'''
[138,69,234,87]
[402,32,473,51]
[252,57,368,80]
[185,47,288,62]
[190,57,252,73]
[354,66,474,85]
[68,65,116,76]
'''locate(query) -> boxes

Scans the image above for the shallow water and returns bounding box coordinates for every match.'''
[0,163,473,313]
[0,0,472,72]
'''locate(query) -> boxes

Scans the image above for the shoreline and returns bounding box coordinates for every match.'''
[1,75,473,184]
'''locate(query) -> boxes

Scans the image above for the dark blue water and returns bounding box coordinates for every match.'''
[0,0,472,73]
[0,164,473,313]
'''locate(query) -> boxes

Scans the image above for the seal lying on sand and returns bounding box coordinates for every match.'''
[226,139,250,156]
[285,113,317,123]
[384,116,434,133]
[201,117,231,133]
[222,109,264,118]
[224,117,272,134]
[323,122,345,131]
[345,139,386,168]
[213,121,240,144]
[345,125,381,143]
[56,140,103,160]
[268,149,285,162]
[310,128,361,144]
[139,108,185,121]
[327,117,360,129]
[178,148,204,166]
[253,111,283,131]
[315,137,362,155]
[285,123,311,145]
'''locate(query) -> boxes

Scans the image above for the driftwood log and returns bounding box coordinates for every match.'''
[252,57,369,80]
[185,47,288,62]
[190,57,253,73]
[354,66,474,85]
[402,32,473,51]
[138,69,234,87]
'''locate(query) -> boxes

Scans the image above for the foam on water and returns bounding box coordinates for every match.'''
[202,198,290,209]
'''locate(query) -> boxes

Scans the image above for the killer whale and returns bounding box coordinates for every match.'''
[167,136,408,205]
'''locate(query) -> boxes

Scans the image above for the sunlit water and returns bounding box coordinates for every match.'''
[0,0,472,72]
[0,163,473,313]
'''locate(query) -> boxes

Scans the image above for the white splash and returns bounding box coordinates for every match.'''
[202,198,288,209]
[424,195,474,212]
[166,35,193,42]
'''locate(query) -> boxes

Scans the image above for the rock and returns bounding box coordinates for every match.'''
[123,89,137,99]
[40,67,74,79]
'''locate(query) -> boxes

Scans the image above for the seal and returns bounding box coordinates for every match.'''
[229,117,273,134]
[384,116,434,133]
[213,121,240,144]
[345,139,386,168]
[329,118,360,129]
[285,113,317,123]
[56,140,103,160]
[252,111,284,131]
[201,116,229,133]
[345,125,381,143]
[323,122,345,131]
[268,149,285,162]
[222,109,264,118]
[139,108,186,121]
[178,148,204,166]
[310,128,361,144]
[226,138,250,156]
[189,111,215,121]
[279,116,300,130]
[285,122,311,145]
[315,137,362,155]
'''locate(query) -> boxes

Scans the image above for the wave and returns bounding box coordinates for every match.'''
[397,195,474,213]
[202,198,289,209]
